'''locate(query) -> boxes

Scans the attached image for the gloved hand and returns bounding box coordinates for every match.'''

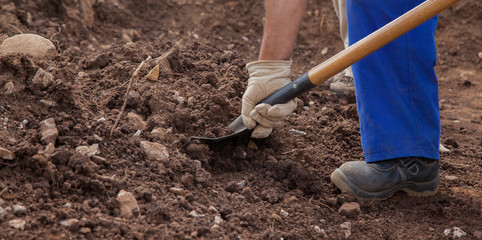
[242,60,297,138]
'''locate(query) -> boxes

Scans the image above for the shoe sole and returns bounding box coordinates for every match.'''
[331,169,439,201]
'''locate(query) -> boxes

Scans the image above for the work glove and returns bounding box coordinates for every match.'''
[242,60,297,138]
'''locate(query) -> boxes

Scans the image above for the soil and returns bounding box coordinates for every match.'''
[0,0,481,239]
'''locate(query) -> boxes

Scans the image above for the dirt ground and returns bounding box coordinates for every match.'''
[0,0,481,239]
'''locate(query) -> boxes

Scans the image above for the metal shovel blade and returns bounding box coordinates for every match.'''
[190,116,250,143]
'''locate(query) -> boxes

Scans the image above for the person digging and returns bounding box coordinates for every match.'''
[242,0,440,200]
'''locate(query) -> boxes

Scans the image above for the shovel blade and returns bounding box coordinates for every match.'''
[190,116,250,143]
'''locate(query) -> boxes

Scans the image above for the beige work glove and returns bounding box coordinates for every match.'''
[242,60,297,138]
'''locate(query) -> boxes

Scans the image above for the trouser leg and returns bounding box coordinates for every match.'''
[346,0,441,162]
[331,0,353,78]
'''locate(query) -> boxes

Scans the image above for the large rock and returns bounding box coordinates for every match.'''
[116,190,139,217]
[40,118,59,145]
[140,141,169,161]
[0,34,57,60]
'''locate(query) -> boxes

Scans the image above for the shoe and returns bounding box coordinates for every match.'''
[329,73,355,97]
[330,157,439,200]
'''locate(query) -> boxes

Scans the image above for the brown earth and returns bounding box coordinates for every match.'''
[0,0,481,239]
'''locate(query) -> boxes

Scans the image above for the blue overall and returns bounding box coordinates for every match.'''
[347,0,440,162]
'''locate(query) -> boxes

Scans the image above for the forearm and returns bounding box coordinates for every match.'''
[259,0,309,60]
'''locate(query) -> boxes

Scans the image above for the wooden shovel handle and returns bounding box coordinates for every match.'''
[307,0,461,85]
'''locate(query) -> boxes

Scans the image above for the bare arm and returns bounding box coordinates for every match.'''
[259,0,309,60]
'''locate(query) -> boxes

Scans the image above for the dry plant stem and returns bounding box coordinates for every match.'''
[109,56,151,139]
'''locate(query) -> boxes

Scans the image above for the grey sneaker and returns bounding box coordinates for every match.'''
[329,73,355,97]
[331,157,439,200]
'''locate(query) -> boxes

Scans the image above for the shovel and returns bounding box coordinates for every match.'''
[192,0,460,143]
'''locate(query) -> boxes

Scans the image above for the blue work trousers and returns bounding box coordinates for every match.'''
[347,0,441,162]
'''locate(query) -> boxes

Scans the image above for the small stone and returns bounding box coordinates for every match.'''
[0,207,6,221]
[0,147,15,160]
[478,52,482,59]
[280,209,289,217]
[45,143,55,154]
[40,118,58,145]
[189,210,205,218]
[116,190,140,217]
[140,141,169,161]
[12,205,27,216]
[444,175,458,181]
[453,227,467,238]
[214,215,223,224]
[193,160,202,169]
[444,229,451,236]
[9,219,26,230]
[0,34,57,60]
[75,144,100,157]
[32,68,54,89]
[340,221,352,239]
[321,47,329,55]
[156,55,173,76]
[126,91,141,107]
[97,117,106,123]
[145,65,160,81]
[439,143,450,153]
[338,202,360,218]
[237,180,247,189]
[2,81,14,95]
[288,129,307,136]
[127,112,147,131]
[169,187,187,196]
[79,227,91,234]
[313,225,328,237]
[60,218,80,231]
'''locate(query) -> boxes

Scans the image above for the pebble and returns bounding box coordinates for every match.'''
[193,160,202,169]
[0,147,15,160]
[9,219,26,230]
[288,129,307,136]
[444,175,458,181]
[214,215,223,224]
[116,190,139,217]
[189,210,205,218]
[2,81,14,95]
[280,209,289,217]
[237,180,247,189]
[97,117,106,123]
[79,227,91,234]
[60,218,80,230]
[478,52,482,59]
[0,34,57,60]
[32,68,54,89]
[140,141,169,162]
[0,207,6,221]
[40,118,59,145]
[321,47,329,55]
[127,112,147,131]
[338,202,361,218]
[439,143,450,153]
[12,205,27,216]
[313,225,328,237]
[169,187,187,196]
[340,221,352,239]
[45,143,55,154]
[75,144,100,157]
[453,227,467,238]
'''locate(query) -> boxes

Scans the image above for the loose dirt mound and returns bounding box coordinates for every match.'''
[1,0,481,239]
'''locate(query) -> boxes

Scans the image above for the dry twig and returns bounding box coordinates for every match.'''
[109,56,151,138]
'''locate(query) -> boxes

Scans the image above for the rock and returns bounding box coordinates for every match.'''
[338,202,360,218]
[288,129,307,136]
[116,190,139,217]
[126,91,140,107]
[444,228,451,236]
[193,160,202,169]
[214,215,223,224]
[45,143,55,155]
[237,180,247,189]
[40,118,58,145]
[241,187,255,202]
[0,34,57,60]
[79,227,91,234]
[140,141,169,162]
[169,187,187,196]
[156,55,173,76]
[439,143,450,153]
[32,68,54,89]
[313,226,328,238]
[145,65,160,81]
[12,205,27,216]
[444,175,458,181]
[0,207,6,221]
[321,47,329,55]
[478,52,482,59]
[453,227,467,238]
[2,81,14,95]
[60,218,80,231]
[9,219,26,230]
[280,209,289,217]
[127,112,147,131]
[75,144,100,157]
[0,147,15,160]
[340,221,352,239]
[189,210,205,218]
